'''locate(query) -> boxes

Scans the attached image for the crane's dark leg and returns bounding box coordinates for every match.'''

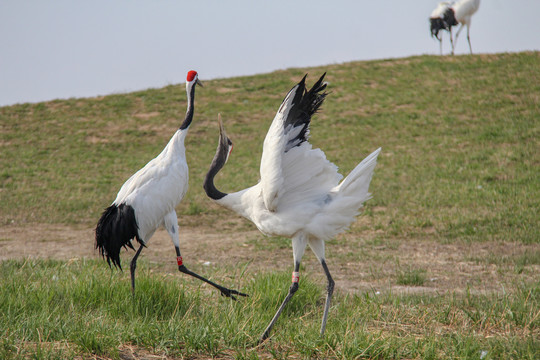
[453,23,465,55]
[467,25,472,54]
[175,247,247,300]
[450,27,455,55]
[130,244,144,295]
[259,262,301,343]
[164,212,246,300]
[320,260,335,336]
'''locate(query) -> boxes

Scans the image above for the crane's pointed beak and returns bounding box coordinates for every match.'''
[196,78,203,87]
[217,114,233,162]
[218,114,226,137]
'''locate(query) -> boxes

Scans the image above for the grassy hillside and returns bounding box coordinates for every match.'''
[1,52,539,243]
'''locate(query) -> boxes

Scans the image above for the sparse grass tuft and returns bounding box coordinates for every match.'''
[397,267,427,286]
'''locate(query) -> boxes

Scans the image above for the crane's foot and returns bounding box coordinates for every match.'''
[258,331,270,345]
[218,286,248,301]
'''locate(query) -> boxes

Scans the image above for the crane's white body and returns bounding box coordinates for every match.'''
[453,0,480,26]
[429,0,480,55]
[96,73,198,269]
[96,70,245,299]
[205,74,380,340]
[113,129,189,245]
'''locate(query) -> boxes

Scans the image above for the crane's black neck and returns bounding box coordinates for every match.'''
[203,140,230,200]
[179,83,196,130]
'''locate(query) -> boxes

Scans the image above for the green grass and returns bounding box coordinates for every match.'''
[396,266,427,286]
[0,259,537,359]
[1,52,539,358]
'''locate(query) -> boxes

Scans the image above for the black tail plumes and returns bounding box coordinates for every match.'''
[283,73,328,151]
[95,203,141,269]
[430,18,447,39]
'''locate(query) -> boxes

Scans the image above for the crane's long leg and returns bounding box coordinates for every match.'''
[450,27,455,55]
[466,24,473,54]
[260,262,301,343]
[453,23,465,54]
[320,260,335,336]
[175,246,247,300]
[307,237,334,336]
[260,235,307,343]
[164,211,247,300]
[130,244,144,295]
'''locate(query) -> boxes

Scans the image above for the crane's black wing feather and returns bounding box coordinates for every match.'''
[281,73,328,152]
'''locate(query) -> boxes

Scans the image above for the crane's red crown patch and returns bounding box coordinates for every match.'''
[187,70,198,82]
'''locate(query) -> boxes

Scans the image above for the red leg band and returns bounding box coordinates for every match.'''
[292,271,300,283]
[177,256,183,266]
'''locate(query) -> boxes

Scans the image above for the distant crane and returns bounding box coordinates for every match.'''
[203,73,381,341]
[430,2,453,55]
[445,0,481,55]
[95,70,246,300]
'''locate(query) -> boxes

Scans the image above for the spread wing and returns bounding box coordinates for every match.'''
[260,73,342,212]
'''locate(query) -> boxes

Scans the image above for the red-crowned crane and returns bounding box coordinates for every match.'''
[444,0,481,55]
[203,73,381,341]
[430,2,453,55]
[95,70,247,300]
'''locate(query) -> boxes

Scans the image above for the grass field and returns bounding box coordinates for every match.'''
[0,259,537,359]
[0,52,539,359]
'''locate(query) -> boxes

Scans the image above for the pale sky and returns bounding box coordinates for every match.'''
[1,0,539,106]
